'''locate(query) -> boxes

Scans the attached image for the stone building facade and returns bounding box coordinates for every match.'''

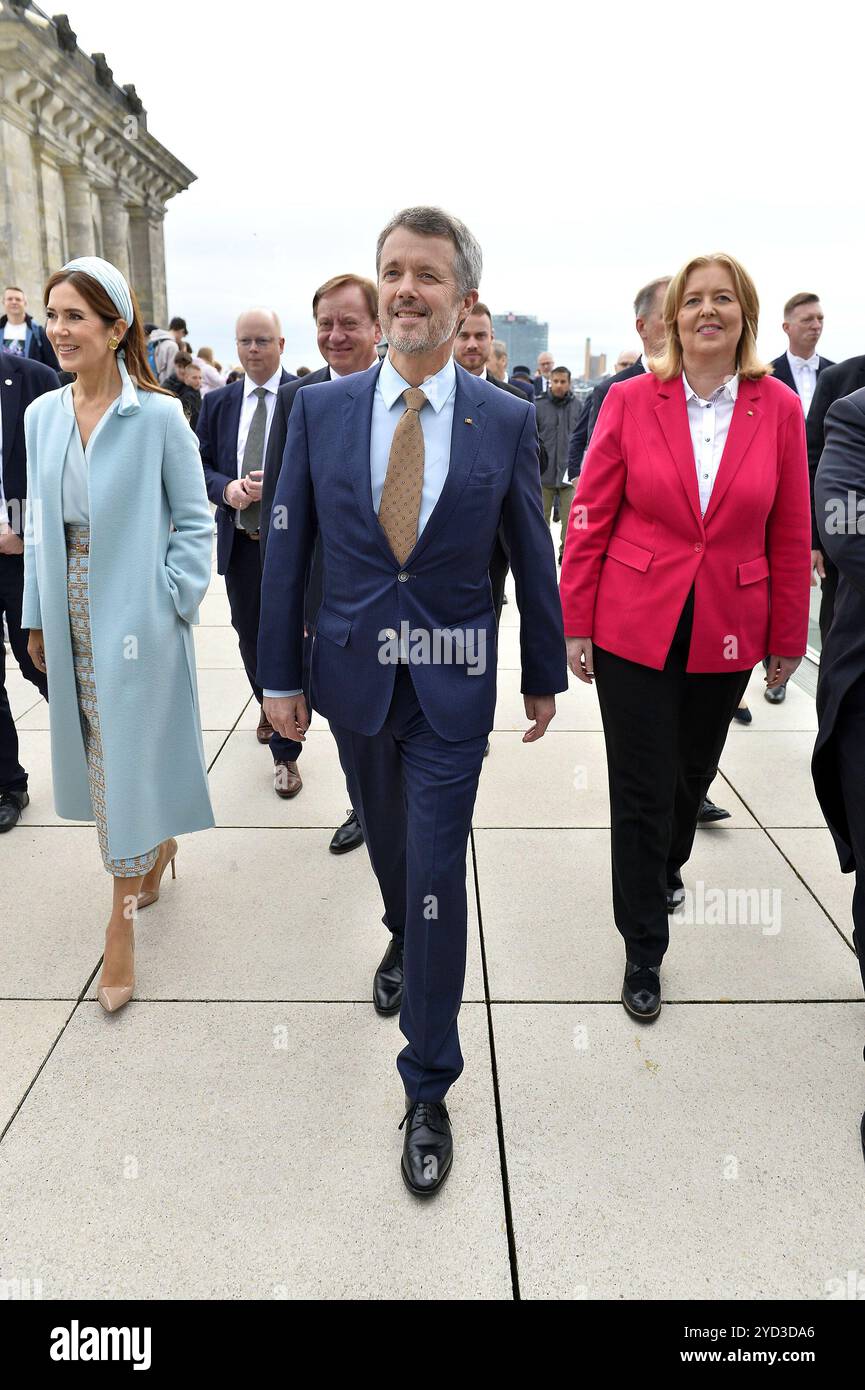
[0,0,195,325]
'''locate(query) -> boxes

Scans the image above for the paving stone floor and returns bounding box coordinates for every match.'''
[2,554,863,1300]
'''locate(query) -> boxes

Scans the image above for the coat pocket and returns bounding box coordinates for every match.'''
[604,534,654,571]
[315,605,352,646]
[737,555,770,586]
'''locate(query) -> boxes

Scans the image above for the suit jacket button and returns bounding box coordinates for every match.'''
[694,542,703,552]
[397,572,409,582]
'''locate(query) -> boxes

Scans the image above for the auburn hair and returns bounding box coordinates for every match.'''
[648,252,771,382]
[43,269,173,394]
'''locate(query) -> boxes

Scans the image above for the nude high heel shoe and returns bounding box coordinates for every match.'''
[97,933,134,1014]
[137,838,178,909]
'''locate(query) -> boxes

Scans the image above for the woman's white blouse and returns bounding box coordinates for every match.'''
[60,386,122,525]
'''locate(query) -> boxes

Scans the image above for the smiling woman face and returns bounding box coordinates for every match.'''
[676,266,743,372]
[45,281,124,376]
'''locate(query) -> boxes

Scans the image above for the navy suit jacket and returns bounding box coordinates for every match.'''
[196,368,296,574]
[0,349,60,534]
[258,360,568,741]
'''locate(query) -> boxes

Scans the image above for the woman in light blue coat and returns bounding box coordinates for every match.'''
[24,257,215,1013]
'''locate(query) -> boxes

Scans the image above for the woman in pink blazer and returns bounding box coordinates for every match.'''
[560,253,811,1021]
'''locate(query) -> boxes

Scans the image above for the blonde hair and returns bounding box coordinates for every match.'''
[648,252,771,381]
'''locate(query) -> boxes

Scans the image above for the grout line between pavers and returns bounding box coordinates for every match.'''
[469,827,521,1301]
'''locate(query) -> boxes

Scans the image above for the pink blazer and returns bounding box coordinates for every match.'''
[559,371,811,672]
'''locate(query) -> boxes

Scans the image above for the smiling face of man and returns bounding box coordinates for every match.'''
[378,227,475,359]
[315,283,380,376]
[453,310,493,375]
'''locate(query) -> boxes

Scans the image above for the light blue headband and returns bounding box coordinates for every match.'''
[61,256,134,327]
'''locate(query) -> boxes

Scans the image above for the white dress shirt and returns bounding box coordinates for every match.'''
[264,354,457,699]
[329,355,379,380]
[786,349,819,417]
[227,367,283,523]
[682,371,739,516]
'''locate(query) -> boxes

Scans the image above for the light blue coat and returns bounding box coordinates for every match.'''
[23,359,216,859]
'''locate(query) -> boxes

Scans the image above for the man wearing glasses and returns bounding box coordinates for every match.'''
[197,311,301,798]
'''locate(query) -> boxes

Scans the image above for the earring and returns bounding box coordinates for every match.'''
[108,337,119,351]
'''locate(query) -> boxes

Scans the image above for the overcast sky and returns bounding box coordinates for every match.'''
[62,0,863,373]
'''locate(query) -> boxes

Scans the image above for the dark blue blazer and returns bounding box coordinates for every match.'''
[0,349,60,535]
[196,368,296,574]
[258,360,568,742]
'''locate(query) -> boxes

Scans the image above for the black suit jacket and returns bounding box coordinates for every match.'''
[567,359,645,479]
[770,351,834,397]
[806,355,865,546]
[0,349,61,535]
[812,387,865,870]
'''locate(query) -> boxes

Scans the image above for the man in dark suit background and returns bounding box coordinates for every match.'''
[812,386,865,1162]
[0,350,59,831]
[261,273,381,852]
[566,274,670,481]
[453,302,539,621]
[765,292,834,703]
[806,353,865,648]
[532,350,554,398]
[196,310,299,798]
[259,206,567,1195]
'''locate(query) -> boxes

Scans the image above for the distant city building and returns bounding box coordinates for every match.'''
[584,338,607,380]
[492,312,548,371]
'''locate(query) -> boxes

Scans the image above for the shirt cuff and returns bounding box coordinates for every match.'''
[263,689,302,698]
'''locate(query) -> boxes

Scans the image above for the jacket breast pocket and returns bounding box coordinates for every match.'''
[604,534,654,572]
[315,605,352,646]
[737,556,770,586]
[467,468,500,487]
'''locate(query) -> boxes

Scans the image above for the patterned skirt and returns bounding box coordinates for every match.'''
[65,525,159,877]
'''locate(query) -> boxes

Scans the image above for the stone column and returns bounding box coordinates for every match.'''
[96,188,130,279]
[127,205,166,324]
[61,168,96,259]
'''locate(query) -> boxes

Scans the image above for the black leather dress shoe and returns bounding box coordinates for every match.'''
[732,705,753,725]
[697,796,731,823]
[399,1100,453,1197]
[764,682,787,704]
[373,935,404,1015]
[622,961,661,1021]
[0,789,29,833]
[329,809,364,855]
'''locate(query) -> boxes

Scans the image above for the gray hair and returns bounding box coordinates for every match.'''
[491,339,507,356]
[633,276,671,320]
[376,206,483,298]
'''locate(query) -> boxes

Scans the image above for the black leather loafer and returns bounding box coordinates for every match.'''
[697,796,731,823]
[0,789,29,833]
[373,935,404,1015]
[732,705,753,725]
[399,1100,453,1197]
[329,809,364,855]
[622,961,661,1021]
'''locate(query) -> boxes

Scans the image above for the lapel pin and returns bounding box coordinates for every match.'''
[747,410,754,416]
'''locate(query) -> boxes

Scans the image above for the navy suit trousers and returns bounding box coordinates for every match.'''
[329,665,488,1102]
[1,553,48,792]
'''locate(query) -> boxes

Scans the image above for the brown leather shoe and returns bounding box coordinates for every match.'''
[257,708,274,744]
[274,760,302,799]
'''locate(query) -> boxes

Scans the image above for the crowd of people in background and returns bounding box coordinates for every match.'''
[2,206,865,1197]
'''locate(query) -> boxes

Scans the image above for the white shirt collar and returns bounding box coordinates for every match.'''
[243,367,283,397]
[787,348,819,371]
[379,353,456,415]
[682,370,739,404]
[329,355,380,380]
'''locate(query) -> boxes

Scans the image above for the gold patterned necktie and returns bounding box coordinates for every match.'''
[378,387,428,564]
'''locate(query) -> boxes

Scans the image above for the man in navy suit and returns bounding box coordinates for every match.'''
[196,311,299,798]
[261,273,382,854]
[259,206,567,1196]
[0,349,59,831]
[767,291,834,703]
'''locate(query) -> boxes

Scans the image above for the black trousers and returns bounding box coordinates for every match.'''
[818,554,839,648]
[834,674,865,996]
[224,531,308,763]
[0,553,48,793]
[593,591,751,968]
